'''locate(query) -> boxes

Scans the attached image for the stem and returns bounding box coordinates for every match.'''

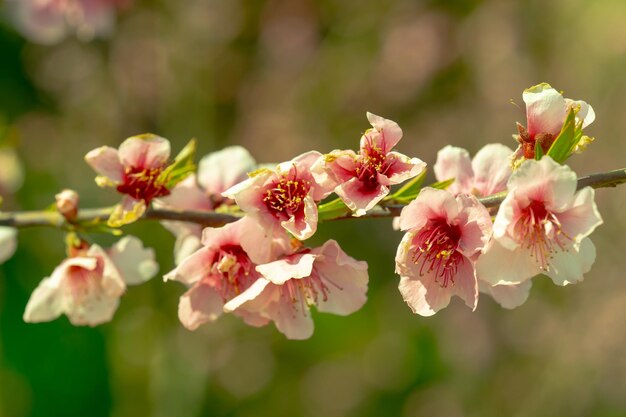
[1,168,625,229]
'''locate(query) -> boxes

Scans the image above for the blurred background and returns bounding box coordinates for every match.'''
[1,0,626,416]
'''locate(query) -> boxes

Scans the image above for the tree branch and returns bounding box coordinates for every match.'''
[0,168,625,229]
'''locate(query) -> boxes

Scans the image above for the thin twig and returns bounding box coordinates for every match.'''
[0,168,625,229]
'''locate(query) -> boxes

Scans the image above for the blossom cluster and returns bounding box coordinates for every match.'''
[0,82,606,339]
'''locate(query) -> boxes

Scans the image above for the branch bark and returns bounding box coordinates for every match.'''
[1,168,625,229]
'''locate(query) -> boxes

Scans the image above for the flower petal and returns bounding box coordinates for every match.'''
[433,145,473,195]
[523,83,567,137]
[335,177,388,217]
[178,283,224,330]
[366,112,403,150]
[479,279,532,309]
[398,274,452,317]
[475,240,539,285]
[108,236,159,286]
[398,188,459,231]
[118,134,171,169]
[0,227,17,264]
[545,238,596,286]
[84,146,123,182]
[557,187,603,242]
[23,276,64,323]
[379,152,426,186]
[197,146,256,195]
[471,143,513,196]
[256,253,317,285]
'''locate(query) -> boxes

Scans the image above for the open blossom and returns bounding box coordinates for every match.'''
[476,156,603,287]
[164,217,283,330]
[224,239,368,340]
[23,236,158,326]
[395,188,492,316]
[514,83,595,161]
[85,134,173,226]
[434,144,513,197]
[158,146,256,263]
[433,144,530,308]
[223,151,333,240]
[313,112,426,216]
[9,0,129,45]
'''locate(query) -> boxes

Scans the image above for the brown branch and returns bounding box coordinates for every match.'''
[0,168,625,229]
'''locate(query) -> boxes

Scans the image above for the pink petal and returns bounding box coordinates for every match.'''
[475,240,539,285]
[256,253,317,285]
[452,259,479,311]
[312,240,368,315]
[23,276,64,323]
[366,112,403,150]
[335,177,388,217]
[197,146,256,195]
[379,152,426,186]
[178,283,224,330]
[398,274,452,317]
[281,194,318,240]
[433,145,474,195]
[164,246,214,286]
[471,143,513,196]
[107,236,159,286]
[557,187,603,242]
[523,83,567,137]
[479,280,532,309]
[545,238,596,286]
[84,146,123,182]
[238,216,294,264]
[118,134,171,169]
[456,194,492,258]
[398,188,458,231]
[266,298,315,340]
[223,278,275,313]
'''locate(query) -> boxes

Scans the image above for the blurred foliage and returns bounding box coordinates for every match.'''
[2,0,626,416]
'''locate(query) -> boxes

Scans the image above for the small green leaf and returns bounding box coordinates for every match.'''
[159,138,197,188]
[430,178,455,190]
[318,198,350,221]
[546,107,583,163]
[385,170,427,204]
[534,140,544,160]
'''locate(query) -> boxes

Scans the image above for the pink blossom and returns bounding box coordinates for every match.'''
[9,0,129,45]
[158,146,256,263]
[395,188,492,316]
[85,134,172,225]
[163,217,283,331]
[476,156,603,287]
[313,112,426,216]
[515,83,595,160]
[434,144,514,197]
[223,151,333,240]
[224,239,368,340]
[23,236,158,326]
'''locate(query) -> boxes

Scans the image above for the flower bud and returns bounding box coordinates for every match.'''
[55,189,79,222]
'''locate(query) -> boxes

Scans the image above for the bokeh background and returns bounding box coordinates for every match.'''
[2,0,626,416]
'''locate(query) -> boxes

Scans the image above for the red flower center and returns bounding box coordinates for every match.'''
[515,200,570,270]
[410,219,464,288]
[517,123,556,159]
[207,245,258,300]
[263,171,311,219]
[116,166,170,204]
[356,136,397,190]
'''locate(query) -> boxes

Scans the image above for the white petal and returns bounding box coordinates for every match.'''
[0,227,17,264]
[23,276,64,323]
[197,146,256,195]
[433,145,473,195]
[546,238,596,286]
[108,236,159,285]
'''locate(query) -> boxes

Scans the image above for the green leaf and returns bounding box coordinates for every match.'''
[534,139,544,160]
[385,170,427,204]
[318,198,350,221]
[159,138,197,188]
[429,178,455,190]
[546,107,583,163]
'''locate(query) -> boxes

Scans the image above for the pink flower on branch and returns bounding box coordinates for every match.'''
[313,112,426,216]
[515,83,595,161]
[85,134,194,226]
[23,236,158,326]
[434,144,513,197]
[395,188,492,316]
[158,146,256,263]
[223,151,332,240]
[163,217,283,331]
[476,156,603,287]
[224,240,368,340]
